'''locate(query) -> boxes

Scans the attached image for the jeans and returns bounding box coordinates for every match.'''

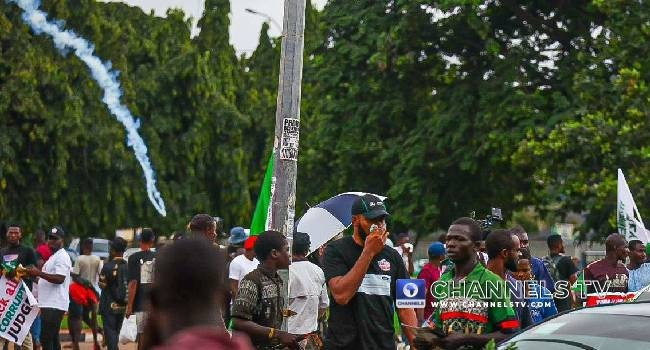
[100,310,124,350]
[40,308,65,350]
[30,315,41,345]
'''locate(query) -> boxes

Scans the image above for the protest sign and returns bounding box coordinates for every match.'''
[0,276,38,345]
[617,169,650,243]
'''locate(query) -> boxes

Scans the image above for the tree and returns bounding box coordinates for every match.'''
[514,0,650,238]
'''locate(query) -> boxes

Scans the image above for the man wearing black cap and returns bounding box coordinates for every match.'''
[99,237,128,350]
[27,226,72,350]
[323,194,417,350]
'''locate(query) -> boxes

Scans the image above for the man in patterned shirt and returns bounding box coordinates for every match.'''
[416,218,520,349]
[231,231,300,349]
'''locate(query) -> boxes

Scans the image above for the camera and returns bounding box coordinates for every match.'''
[471,207,504,231]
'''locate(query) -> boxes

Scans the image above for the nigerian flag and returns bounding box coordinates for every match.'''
[250,154,274,236]
[573,271,585,295]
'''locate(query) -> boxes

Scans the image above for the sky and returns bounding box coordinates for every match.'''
[101,0,327,55]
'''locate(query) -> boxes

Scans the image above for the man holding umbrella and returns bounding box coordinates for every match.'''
[323,194,417,350]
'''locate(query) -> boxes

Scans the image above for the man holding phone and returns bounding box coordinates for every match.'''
[323,194,417,350]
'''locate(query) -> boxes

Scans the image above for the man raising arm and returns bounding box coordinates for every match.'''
[323,194,416,350]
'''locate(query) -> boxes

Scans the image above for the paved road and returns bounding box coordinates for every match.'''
[59,331,137,350]
[61,341,137,350]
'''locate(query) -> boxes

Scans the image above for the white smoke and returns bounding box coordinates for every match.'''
[10,0,167,216]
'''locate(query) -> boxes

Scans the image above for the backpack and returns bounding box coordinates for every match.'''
[543,255,564,282]
[110,259,129,305]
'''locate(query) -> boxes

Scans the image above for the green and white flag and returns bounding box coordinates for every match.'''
[250,154,274,236]
[617,168,649,243]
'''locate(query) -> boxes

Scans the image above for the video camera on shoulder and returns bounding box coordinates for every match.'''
[470,207,503,238]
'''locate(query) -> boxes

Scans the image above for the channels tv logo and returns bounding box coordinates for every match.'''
[403,282,419,298]
[396,279,426,308]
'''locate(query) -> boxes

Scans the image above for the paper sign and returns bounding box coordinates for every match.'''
[0,277,39,345]
[280,118,300,161]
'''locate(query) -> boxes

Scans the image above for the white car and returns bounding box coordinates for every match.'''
[68,238,111,261]
[124,247,156,262]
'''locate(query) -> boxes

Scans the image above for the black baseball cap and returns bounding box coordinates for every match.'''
[49,226,65,238]
[351,194,389,219]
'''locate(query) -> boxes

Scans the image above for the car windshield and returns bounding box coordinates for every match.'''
[500,313,650,350]
[635,289,650,302]
[93,241,110,253]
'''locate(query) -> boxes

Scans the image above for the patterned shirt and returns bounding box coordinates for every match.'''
[431,263,519,338]
[628,263,650,292]
[231,266,284,349]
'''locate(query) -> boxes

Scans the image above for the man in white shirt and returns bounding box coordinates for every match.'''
[229,236,259,298]
[394,232,414,276]
[27,226,72,350]
[288,232,329,339]
[70,238,102,350]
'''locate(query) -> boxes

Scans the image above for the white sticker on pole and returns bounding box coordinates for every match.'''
[280,118,300,161]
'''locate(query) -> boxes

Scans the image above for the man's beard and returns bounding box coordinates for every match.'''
[505,258,518,272]
[358,225,368,241]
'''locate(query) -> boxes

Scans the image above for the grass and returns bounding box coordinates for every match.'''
[60,315,104,330]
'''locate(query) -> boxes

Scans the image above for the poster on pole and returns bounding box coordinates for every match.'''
[617,169,650,243]
[0,276,39,345]
[280,118,300,161]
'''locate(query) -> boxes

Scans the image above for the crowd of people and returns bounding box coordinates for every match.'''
[3,193,650,350]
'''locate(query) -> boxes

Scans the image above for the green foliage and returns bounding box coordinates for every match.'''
[2,0,650,241]
[0,0,250,236]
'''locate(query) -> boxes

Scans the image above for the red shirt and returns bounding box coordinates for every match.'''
[70,281,98,307]
[417,262,441,320]
[36,243,52,262]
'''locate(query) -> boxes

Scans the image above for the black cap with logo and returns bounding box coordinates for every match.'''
[351,194,389,219]
[50,226,65,238]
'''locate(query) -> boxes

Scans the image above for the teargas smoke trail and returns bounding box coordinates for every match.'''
[10,0,167,216]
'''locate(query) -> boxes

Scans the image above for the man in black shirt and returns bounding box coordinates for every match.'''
[545,234,578,312]
[1,224,37,288]
[99,237,128,350]
[0,224,37,350]
[126,228,156,350]
[323,194,417,350]
[485,229,533,329]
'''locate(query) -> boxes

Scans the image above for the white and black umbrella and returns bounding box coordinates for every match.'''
[296,192,387,252]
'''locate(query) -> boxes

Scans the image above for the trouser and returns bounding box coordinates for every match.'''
[30,314,41,346]
[0,332,33,350]
[100,310,124,350]
[40,308,65,350]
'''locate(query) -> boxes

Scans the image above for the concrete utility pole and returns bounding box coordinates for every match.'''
[269,0,306,244]
[268,0,306,331]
